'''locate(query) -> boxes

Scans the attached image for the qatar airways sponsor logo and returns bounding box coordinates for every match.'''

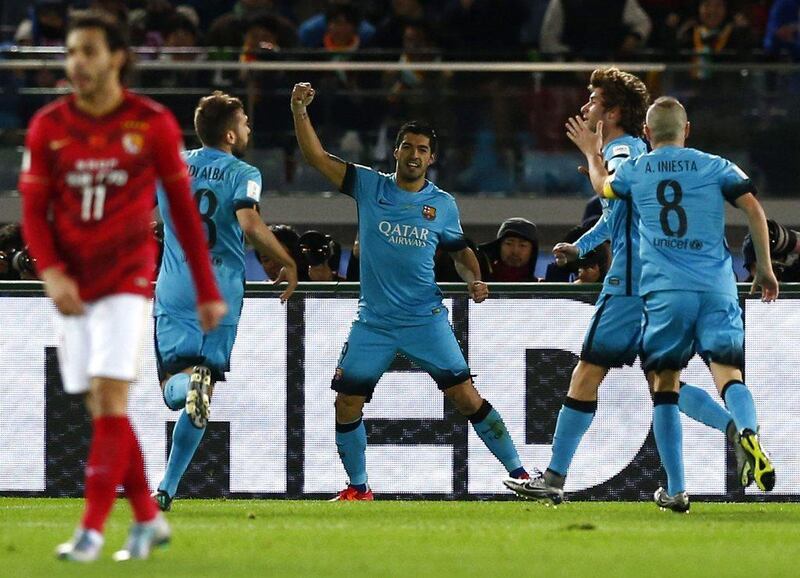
[378,221,430,247]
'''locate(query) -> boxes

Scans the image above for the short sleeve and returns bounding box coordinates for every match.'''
[233,164,262,211]
[717,158,756,205]
[604,143,632,175]
[340,163,382,201]
[438,199,468,251]
[607,157,634,199]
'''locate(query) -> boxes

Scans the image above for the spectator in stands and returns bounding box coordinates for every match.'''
[539,0,652,59]
[207,0,296,50]
[259,225,310,281]
[479,217,539,282]
[298,1,375,49]
[14,0,67,46]
[764,0,800,60]
[370,0,430,49]
[129,0,178,48]
[298,230,344,281]
[672,0,756,72]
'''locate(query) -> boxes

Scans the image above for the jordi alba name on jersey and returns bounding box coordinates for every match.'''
[342,164,467,325]
[598,135,648,296]
[156,147,261,324]
[609,146,753,297]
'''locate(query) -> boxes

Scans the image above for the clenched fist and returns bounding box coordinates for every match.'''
[291,82,316,114]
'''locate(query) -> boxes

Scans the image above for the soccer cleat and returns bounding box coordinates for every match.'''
[186,365,212,429]
[503,471,564,505]
[329,485,374,501]
[654,487,690,513]
[112,514,171,561]
[56,528,104,562]
[152,489,173,512]
[738,429,775,492]
[727,422,753,488]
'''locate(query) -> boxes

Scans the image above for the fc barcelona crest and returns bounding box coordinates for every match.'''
[422,205,436,220]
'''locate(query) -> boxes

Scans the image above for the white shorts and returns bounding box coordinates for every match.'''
[57,294,150,394]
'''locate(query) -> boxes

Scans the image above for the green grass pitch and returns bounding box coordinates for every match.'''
[1,498,799,578]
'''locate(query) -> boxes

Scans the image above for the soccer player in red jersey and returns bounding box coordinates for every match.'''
[18,11,227,562]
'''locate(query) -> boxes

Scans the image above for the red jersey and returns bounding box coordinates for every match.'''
[19,91,220,303]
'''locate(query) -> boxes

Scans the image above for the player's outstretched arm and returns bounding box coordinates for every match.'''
[736,193,779,302]
[566,116,609,196]
[291,82,347,190]
[236,207,298,303]
[450,247,489,303]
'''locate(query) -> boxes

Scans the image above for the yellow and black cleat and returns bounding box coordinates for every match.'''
[739,429,775,492]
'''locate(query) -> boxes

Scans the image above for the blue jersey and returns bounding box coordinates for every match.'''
[155,147,262,325]
[609,145,753,297]
[342,164,467,325]
[575,134,648,296]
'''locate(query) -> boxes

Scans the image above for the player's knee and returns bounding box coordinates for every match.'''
[444,379,482,415]
[334,394,365,422]
[90,377,129,416]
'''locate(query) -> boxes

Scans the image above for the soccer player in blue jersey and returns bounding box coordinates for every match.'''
[505,68,743,506]
[566,95,778,512]
[291,82,530,500]
[152,92,298,510]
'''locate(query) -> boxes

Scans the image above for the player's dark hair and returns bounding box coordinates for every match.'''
[589,67,650,138]
[194,91,245,147]
[67,10,133,83]
[326,1,360,26]
[394,121,438,155]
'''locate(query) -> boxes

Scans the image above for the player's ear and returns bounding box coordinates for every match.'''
[393,147,399,161]
[643,123,652,142]
[684,121,691,140]
[428,152,436,166]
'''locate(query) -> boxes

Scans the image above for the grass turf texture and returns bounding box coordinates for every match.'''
[1,498,799,577]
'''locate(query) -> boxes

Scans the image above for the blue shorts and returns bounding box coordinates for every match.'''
[154,315,238,382]
[640,290,743,373]
[332,314,471,402]
[581,294,643,368]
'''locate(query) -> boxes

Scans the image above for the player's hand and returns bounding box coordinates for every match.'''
[291,83,316,114]
[553,243,580,267]
[751,266,779,303]
[272,263,299,304]
[566,116,604,158]
[197,300,228,332]
[41,267,85,316]
[469,280,489,303]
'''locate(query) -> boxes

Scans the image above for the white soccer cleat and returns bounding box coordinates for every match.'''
[112,513,171,561]
[186,365,212,429]
[56,528,104,562]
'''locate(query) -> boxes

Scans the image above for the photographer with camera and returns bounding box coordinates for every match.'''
[742,219,800,282]
[0,223,38,280]
[298,229,344,281]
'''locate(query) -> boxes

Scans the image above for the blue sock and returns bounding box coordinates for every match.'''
[722,380,758,433]
[335,418,368,489]
[548,397,597,477]
[653,392,685,496]
[678,382,732,432]
[163,373,190,410]
[159,411,206,497]
[469,401,523,474]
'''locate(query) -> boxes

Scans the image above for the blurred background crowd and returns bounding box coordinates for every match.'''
[1,0,799,283]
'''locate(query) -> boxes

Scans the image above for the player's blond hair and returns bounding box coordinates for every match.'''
[646,97,688,145]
